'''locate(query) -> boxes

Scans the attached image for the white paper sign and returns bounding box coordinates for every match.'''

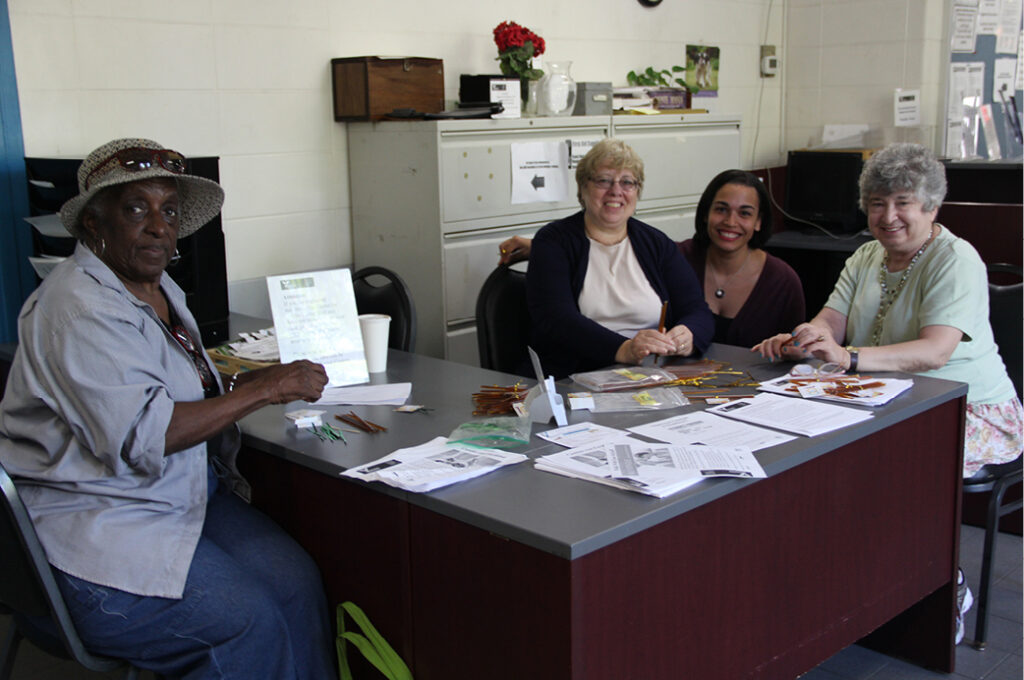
[510,141,570,204]
[952,5,980,51]
[266,268,368,387]
[894,89,921,126]
[489,79,521,119]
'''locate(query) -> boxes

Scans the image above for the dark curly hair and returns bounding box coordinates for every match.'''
[693,169,772,250]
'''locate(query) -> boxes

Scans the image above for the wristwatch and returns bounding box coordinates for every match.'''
[845,346,859,372]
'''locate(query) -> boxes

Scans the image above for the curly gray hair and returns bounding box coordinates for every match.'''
[858,143,946,212]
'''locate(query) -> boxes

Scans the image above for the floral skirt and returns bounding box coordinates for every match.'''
[963,397,1024,476]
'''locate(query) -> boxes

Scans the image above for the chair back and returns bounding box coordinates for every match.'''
[352,266,417,353]
[0,462,129,675]
[987,263,1023,400]
[475,265,530,375]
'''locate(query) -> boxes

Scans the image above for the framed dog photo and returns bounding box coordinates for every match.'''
[685,45,720,97]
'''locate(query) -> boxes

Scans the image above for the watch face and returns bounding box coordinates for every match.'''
[638,0,662,6]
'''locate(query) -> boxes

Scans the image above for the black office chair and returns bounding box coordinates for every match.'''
[352,266,417,352]
[475,265,531,376]
[0,462,140,679]
[962,262,1023,650]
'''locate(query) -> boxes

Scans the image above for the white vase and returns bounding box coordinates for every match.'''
[537,61,577,117]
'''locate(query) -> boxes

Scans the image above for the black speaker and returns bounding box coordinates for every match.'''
[23,155,230,347]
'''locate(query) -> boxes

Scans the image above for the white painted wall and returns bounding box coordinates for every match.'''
[6,0,947,302]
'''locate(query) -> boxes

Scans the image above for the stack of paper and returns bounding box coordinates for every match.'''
[705,393,873,437]
[341,436,527,493]
[535,438,766,498]
[316,382,412,406]
[628,411,796,450]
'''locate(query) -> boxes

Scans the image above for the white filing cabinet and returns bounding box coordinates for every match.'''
[348,113,741,364]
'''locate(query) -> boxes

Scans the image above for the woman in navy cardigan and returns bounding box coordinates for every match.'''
[526,139,713,378]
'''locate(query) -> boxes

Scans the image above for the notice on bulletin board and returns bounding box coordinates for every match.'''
[510,141,571,204]
[266,268,368,387]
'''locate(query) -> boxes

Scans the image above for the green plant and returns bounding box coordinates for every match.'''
[626,65,691,91]
[336,601,413,680]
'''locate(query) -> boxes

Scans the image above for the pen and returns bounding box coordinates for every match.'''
[656,300,668,366]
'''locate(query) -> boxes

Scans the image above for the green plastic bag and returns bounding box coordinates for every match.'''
[336,601,413,680]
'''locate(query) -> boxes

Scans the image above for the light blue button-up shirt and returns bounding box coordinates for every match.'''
[0,243,245,598]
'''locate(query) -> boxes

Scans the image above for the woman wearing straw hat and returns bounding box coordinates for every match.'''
[0,139,334,678]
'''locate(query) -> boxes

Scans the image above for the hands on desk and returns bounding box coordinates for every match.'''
[236,360,329,404]
[617,325,695,364]
[753,323,843,365]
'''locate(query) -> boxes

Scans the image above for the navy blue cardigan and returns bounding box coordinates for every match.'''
[526,211,713,378]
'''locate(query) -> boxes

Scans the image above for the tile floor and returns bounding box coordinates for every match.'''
[0,524,1020,680]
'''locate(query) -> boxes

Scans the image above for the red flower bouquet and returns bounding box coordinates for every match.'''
[493,21,545,81]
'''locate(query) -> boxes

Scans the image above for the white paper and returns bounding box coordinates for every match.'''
[224,328,279,362]
[341,436,527,493]
[629,410,795,451]
[315,382,411,406]
[993,58,1018,100]
[535,421,631,448]
[894,89,921,126]
[996,0,1022,54]
[510,141,571,204]
[489,79,521,119]
[952,5,980,51]
[24,214,69,239]
[27,255,65,279]
[535,439,766,498]
[266,268,368,387]
[705,393,873,437]
[757,375,914,407]
[977,0,999,36]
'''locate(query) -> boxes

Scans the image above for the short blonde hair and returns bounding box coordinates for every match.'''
[575,138,644,208]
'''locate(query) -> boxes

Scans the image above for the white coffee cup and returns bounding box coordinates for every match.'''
[358,314,391,373]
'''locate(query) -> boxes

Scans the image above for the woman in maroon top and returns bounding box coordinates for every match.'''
[499,169,805,347]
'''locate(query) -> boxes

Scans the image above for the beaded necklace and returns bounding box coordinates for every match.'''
[870,225,937,346]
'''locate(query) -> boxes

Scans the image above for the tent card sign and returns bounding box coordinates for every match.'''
[266,268,369,387]
[523,347,567,426]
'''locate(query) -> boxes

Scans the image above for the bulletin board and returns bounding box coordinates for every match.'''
[945,0,1024,160]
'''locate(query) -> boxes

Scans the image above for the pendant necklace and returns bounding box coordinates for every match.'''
[870,225,937,346]
[709,248,751,299]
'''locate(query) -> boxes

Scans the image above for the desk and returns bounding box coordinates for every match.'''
[237,344,966,680]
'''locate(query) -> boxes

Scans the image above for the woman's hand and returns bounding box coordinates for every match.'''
[615,329,678,364]
[753,323,843,364]
[498,236,532,265]
[242,360,328,404]
[664,325,695,357]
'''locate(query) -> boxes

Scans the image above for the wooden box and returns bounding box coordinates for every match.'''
[331,57,444,121]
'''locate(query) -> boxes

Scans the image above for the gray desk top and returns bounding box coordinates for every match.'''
[236,316,967,561]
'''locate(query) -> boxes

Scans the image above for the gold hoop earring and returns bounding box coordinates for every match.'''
[93,238,106,257]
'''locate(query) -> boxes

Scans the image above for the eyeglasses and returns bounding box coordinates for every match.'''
[590,177,640,192]
[168,323,216,392]
[84,147,187,190]
[789,361,845,380]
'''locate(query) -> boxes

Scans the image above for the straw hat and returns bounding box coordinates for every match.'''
[59,138,225,239]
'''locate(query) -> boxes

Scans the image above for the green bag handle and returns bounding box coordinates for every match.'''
[336,601,414,680]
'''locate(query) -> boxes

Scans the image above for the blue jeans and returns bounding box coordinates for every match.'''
[55,474,335,679]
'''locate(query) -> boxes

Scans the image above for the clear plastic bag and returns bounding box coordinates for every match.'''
[570,366,675,392]
[568,387,689,413]
[447,416,531,449]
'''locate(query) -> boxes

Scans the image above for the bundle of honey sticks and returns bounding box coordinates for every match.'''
[472,383,528,416]
[335,411,387,433]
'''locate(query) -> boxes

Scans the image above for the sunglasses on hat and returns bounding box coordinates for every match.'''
[84,147,187,190]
